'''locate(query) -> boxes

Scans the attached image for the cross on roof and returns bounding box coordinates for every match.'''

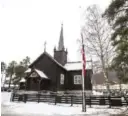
[44,41,47,52]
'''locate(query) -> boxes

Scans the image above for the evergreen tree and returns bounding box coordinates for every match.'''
[6,61,17,89]
[12,65,26,85]
[12,56,31,85]
[22,56,30,69]
[104,0,128,83]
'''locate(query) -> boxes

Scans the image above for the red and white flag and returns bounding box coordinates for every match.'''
[81,33,86,77]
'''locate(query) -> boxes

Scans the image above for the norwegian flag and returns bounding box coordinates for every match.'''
[81,33,86,77]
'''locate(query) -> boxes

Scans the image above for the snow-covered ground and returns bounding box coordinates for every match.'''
[1,92,128,116]
[93,84,128,90]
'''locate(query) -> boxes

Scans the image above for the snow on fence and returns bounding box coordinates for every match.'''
[11,91,128,108]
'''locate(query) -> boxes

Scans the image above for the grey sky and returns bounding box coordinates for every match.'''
[0,0,111,64]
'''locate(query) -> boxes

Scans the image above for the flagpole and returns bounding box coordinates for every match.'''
[79,6,86,112]
[81,33,86,112]
[82,66,86,112]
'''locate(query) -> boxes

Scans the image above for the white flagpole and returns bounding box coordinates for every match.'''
[82,65,86,112]
[79,6,86,112]
[81,34,86,112]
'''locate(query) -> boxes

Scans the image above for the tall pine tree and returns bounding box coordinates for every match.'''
[104,0,128,83]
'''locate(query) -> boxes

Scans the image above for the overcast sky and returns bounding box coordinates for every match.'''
[0,0,111,64]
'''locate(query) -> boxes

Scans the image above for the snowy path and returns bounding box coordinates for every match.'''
[1,92,128,116]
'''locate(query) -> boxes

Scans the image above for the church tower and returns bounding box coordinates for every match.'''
[54,24,68,65]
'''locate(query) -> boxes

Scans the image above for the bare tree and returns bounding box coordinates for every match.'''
[81,5,114,91]
[1,62,6,89]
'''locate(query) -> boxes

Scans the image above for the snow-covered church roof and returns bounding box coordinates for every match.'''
[25,68,48,79]
[26,60,92,73]
[64,61,92,71]
[26,51,92,72]
[19,78,26,82]
[35,69,48,79]
[25,68,31,73]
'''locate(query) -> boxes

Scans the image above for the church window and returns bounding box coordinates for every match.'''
[74,75,82,84]
[60,74,64,84]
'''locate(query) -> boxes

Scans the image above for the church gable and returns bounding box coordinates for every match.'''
[27,69,48,79]
[29,52,44,68]
[29,52,66,71]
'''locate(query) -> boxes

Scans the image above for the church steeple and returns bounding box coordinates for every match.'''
[54,23,68,65]
[58,23,64,51]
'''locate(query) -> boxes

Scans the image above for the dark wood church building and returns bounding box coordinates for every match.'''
[23,24,92,92]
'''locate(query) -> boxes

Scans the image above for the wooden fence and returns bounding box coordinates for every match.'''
[11,92,128,108]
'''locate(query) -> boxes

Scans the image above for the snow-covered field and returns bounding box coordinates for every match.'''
[93,84,128,90]
[1,92,128,116]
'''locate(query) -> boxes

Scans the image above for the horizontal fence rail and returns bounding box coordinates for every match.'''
[11,91,128,108]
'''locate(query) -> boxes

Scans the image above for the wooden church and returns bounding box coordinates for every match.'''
[24,24,92,92]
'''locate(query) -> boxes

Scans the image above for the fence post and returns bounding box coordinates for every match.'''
[38,93,40,103]
[24,94,27,103]
[90,96,91,108]
[10,92,14,102]
[123,95,128,106]
[55,95,57,105]
[108,96,111,108]
[10,92,12,102]
[71,96,73,106]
